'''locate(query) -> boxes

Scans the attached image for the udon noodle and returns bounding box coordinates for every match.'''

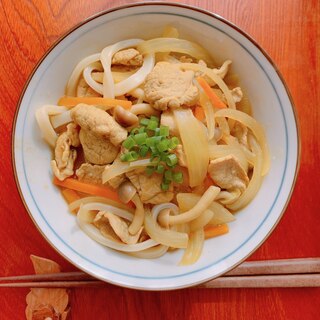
[36,26,270,265]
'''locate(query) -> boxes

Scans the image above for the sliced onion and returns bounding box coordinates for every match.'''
[180,63,235,110]
[227,135,264,211]
[102,158,153,184]
[215,108,270,175]
[174,108,209,187]
[50,110,72,129]
[69,196,134,213]
[137,38,213,63]
[179,228,204,266]
[129,245,169,259]
[35,105,68,147]
[66,53,100,96]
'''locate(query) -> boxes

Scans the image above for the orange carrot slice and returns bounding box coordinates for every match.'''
[197,77,227,109]
[194,106,205,121]
[58,96,132,110]
[204,224,229,239]
[53,177,123,204]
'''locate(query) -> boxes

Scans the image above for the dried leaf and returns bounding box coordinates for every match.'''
[30,255,61,274]
[26,256,70,320]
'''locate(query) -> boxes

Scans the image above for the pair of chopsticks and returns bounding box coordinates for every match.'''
[0,258,319,289]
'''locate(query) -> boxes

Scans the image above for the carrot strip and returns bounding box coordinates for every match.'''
[53,177,123,204]
[58,96,132,110]
[197,77,227,109]
[204,224,229,239]
[61,188,81,204]
[194,106,205,121]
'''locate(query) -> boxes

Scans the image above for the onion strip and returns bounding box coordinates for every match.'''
[66,53,100,96]
[215,108,270,175]
[227,135,264,211]
[180,63,235,110]
[137,38,213,63]
[179,228,204,266]
[35,105,67,147]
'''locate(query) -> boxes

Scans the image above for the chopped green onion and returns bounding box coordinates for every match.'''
[139,145,149,157]
[168,136,180,149]
[150,115,160,124]
[122,116,183,189]
[130,127,140,135]
[147,120,158,130]
[146,136,162,147]
[166,154,178,167]
[160,125,170,137]
[156,164,165,174]
[140,118,149,126]
[154,128,160,136]
[173,172,183,183]
[120,151,139,162]
[134,132,148,145]
[161,182,170,191]
[122,136,136,150]
[164,170,173,181]
[156,139,169,152]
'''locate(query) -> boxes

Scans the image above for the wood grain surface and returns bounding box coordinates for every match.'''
[0,0,319,319]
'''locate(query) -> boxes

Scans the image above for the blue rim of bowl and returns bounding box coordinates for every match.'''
[11,2,301,290]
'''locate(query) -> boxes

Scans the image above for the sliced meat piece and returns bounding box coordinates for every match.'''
[208,155,249,191]
[93,211,142,244]
[79,129,119,165]
[231,122,248,148]
[103,165,126,189]
[126,170,174,204]
[71,104,127,146]
[197,60,232,86]
[51,123,80,181]
[76,163,105,184]
[112,48,143,67]
[144,62,199,110]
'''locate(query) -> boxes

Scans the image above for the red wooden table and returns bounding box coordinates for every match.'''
[1,0,319,319]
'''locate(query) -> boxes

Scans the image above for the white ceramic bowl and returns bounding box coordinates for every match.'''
[12,2,300,290]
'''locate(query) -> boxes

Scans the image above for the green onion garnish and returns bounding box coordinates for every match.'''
[123,136,136,150]
[121,116,183,191]
[166,154,178,167]
[173,171,183,183]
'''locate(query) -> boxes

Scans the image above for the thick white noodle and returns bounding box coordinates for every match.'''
[77,204,158,252]
[50,110,72,129]
[35,105,68,147]
[83,63,103,94]
[130,103,160,116]
[66,53,100,96]
[100,39,143,98]
[79,202,134,221]
[114,53,155,96]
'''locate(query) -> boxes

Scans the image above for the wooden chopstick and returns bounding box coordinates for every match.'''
[0,258,319,288]
[224,257,320,276]
[0,274,319,289]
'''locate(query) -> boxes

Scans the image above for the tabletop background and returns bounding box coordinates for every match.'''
[0,0,319,319]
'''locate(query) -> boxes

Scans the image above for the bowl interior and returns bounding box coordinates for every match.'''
[13,3,299,290]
